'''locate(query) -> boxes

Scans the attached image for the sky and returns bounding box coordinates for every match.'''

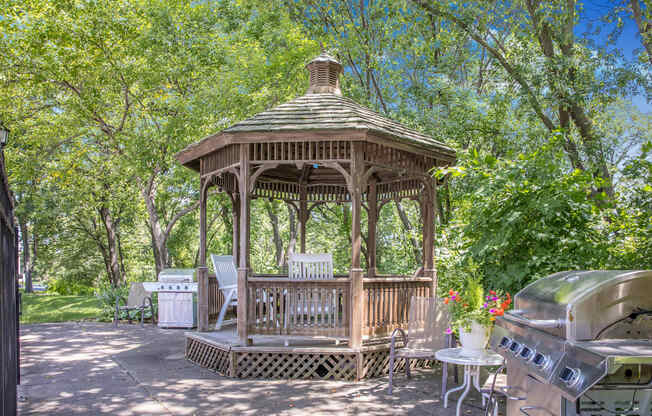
[579,0,650,112]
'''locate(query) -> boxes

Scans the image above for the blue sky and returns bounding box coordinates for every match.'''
[579,0,650,112]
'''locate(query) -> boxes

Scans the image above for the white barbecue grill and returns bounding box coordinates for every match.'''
[489,270,652,415]
[143,269,197,329]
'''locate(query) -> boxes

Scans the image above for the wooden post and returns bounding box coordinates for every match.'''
[198,176,210,331]
[350,142,365,349]
[237,144,251,345]
[299,185,307,253]
[422,178,436,294]
[232,194,240,267]
[367,178,377,278]
[197,266,209,331]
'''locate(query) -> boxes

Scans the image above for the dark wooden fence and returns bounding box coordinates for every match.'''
[0,151,18,416]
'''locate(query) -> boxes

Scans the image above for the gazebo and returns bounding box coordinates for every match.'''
[176,53,456,380]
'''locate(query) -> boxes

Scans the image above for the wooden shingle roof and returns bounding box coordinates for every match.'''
[222,93,453,155]
[176,53,455,168]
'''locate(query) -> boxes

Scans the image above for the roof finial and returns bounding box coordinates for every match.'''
[305,52,342,95]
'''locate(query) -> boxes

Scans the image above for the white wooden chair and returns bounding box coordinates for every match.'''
[388,296,449,394]
[210,255,238,330]
[288,253,333,280]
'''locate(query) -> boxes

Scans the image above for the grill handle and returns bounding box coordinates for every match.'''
[504,309,564,329]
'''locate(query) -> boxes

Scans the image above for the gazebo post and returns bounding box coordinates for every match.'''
[367,178,378,278]
[231,194,241,267]
[422,178,436,293]
[350,142,365,350]
[237,144,251,345]
[197,175,210,332]
[299,185,307,253]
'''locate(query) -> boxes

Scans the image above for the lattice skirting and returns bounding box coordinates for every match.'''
[185,336,230,375]
[185,334,432,381]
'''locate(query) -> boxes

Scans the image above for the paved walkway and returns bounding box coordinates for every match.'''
[18,322,492,415]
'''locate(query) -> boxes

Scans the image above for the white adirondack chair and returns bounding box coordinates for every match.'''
[210,254,238,330]
[288,253,333,280]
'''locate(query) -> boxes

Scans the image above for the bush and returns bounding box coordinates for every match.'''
[47,276,95,296]
[95,284,129,321]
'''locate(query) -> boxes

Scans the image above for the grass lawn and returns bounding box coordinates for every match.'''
[20,294,102,324]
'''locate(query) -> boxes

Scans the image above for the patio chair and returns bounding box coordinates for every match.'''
[387,296,449,394]
[210,254,239,330]
[114,282,155,327]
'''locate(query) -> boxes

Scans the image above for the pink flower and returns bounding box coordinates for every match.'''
[445,327,453,334]
[483,302,488,308]
[489,308,496,314]
[492,296,499,301]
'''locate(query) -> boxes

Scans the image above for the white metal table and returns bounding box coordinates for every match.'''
[436,347,504,416]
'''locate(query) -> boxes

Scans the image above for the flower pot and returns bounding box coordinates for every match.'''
[459,321,490,354]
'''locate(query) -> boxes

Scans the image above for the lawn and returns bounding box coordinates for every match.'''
[20,294,102,324]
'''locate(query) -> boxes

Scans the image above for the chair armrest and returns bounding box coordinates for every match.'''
[142,296,154,309]
[390,328,408,352]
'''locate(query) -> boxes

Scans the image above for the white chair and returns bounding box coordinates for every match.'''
[288,253,333,280]
[210,254,238,330]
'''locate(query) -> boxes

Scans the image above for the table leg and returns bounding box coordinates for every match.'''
[444,364,469,409]
[455,366,473,416]
[470,366,487,406]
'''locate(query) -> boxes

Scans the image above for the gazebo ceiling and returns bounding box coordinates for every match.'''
[176,53,455,170]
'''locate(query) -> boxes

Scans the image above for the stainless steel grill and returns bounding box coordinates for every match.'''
[489,270,652,415]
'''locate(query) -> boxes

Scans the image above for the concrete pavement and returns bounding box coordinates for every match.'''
[18,322,492,415]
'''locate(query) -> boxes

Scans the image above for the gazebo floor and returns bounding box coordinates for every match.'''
[185,328,432,381]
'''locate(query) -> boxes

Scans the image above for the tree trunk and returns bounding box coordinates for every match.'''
[99,206,123,287]
[140,174,200,276]
[264,202,284,267]
[141,182,169,276]
[286,204,297,268]
[395,200,422,264]
[19,220,33,293]
[631,0,652,66]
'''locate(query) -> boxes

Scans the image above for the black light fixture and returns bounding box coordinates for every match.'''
[0,124,9,148]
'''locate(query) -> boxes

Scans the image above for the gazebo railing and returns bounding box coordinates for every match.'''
[246,277,350,338]
[362,277,434,339]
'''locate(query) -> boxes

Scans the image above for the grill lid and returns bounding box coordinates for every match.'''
[506,270,652,341]
[158,268,195,283]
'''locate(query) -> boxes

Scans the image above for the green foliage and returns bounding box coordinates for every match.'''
[438,138,612,293]
[47,277,95,296]
[444,269,510,333]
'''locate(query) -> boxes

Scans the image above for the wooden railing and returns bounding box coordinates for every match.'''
[247,277,350,338]
[207,273,225,325]
[362,276,434,338]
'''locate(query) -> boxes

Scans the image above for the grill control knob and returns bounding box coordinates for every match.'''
[509,340,522,356]
[533,352,549,369]
[498,336,511,349]
[519,346,535,361]
[559,367,581,387]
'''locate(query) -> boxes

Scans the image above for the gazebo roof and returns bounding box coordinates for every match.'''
[176,53,455,169]
[222,93,452,153]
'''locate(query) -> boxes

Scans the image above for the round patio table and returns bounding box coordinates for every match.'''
[436,347,504,416]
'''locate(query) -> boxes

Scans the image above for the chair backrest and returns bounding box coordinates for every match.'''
[406,296,449,351]
[127,282,150,308]
[288,253,333,280]
[210,254,238,291]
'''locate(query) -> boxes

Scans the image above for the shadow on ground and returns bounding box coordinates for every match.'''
[19,322,497,415]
